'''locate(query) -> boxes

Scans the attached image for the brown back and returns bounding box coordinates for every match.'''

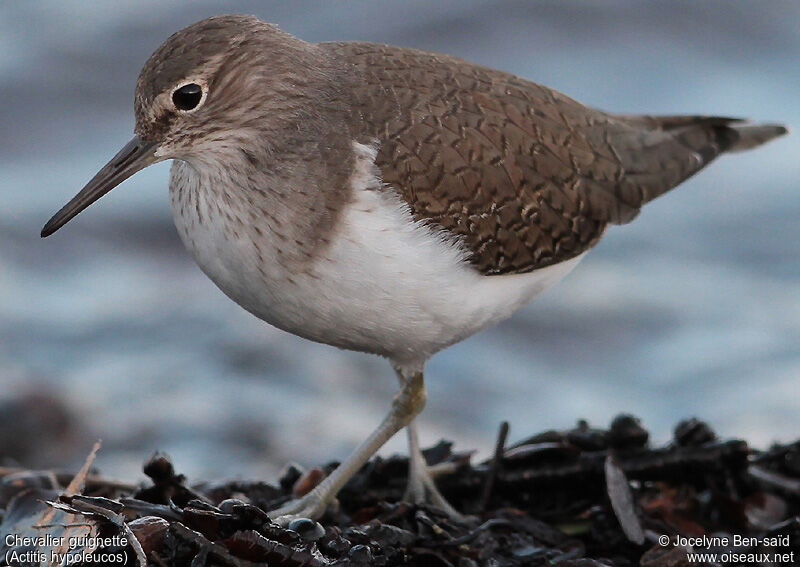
[326,42,753,275]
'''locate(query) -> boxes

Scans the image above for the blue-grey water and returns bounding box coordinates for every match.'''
[1,1,798,481]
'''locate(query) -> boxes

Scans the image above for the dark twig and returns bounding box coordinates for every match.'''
[171,523,261,567]
[0,466,137,492]
[443,518,513,546]
[748,465,800,496]
[120,497,184,521]
[494,440,750,489]
[479,421,509,512]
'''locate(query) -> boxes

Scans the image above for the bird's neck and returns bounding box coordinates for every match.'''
[170,124,357,269]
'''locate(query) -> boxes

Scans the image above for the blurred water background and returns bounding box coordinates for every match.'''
[0,0,798,482]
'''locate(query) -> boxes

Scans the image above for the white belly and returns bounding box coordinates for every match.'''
[169,146,583,366]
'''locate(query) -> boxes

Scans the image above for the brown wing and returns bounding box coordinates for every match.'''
[325,42,772,275]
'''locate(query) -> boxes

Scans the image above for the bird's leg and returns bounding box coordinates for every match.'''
[269,369,427,525]
[403,420,427,503]
[403,419,464,519]
[396,370,464,520]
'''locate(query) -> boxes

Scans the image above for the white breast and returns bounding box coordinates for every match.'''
[169,142,583,367]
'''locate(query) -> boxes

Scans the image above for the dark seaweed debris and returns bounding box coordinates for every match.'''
[1,415,799,566]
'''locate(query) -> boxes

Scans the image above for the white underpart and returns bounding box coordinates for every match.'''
[170,142,584,368]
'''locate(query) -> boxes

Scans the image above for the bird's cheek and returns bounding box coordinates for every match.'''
[155,136,196,161]
[153,144,175,161]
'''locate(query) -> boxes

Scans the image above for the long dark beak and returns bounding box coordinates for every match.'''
[41,136,159,237]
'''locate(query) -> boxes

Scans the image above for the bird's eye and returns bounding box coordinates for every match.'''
[172,83,203,111]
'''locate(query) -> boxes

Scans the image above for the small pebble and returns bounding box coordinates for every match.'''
[288,517,326,541]
[609,414,649,449]
[674,418,716,446]
[143,451,176,483]
[348,544,374,564]
[218,498,248,515]
[320,535,351,557]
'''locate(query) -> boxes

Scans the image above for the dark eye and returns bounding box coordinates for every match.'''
[172,83,203,111]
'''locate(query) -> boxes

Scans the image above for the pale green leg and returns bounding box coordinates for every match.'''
[269,369,426,525]
[397,370,464,520]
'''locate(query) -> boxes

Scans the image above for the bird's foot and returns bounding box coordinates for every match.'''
[404,461,465,521]
[268,492,331,527]
[269,372,429,527]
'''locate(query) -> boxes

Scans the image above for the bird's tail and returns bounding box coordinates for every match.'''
[720,121,789,152]
[624,114,788,155]
[602,114,788,225]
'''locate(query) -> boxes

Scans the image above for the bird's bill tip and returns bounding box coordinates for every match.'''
[41,136,158,238]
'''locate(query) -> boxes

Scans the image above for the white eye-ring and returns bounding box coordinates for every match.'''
[171,81,206,111]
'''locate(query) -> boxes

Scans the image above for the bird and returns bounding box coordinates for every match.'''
[41,14,787,523]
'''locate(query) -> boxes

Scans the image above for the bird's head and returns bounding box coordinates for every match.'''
[42,14,327,237]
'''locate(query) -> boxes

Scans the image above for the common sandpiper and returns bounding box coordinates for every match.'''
[41,14,787,523]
